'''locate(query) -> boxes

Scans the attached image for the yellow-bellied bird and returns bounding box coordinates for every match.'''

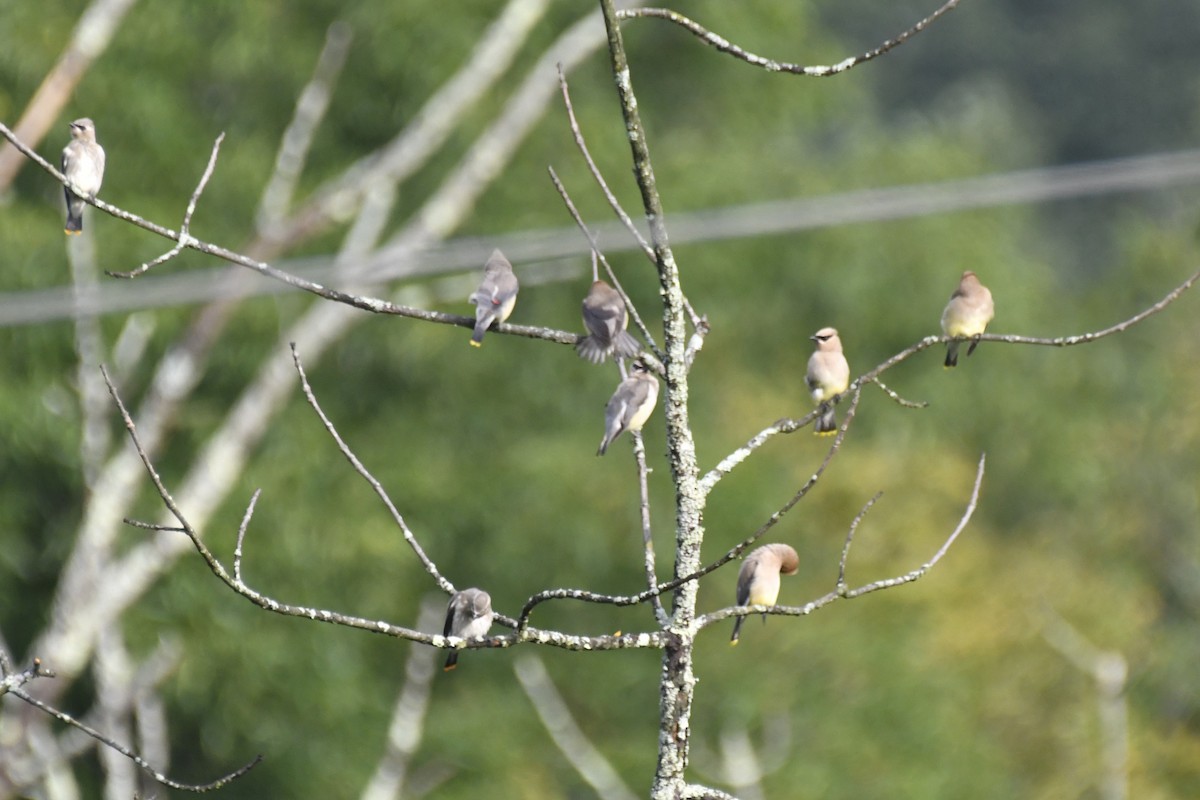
[62,118,106,235]
[577,280,642,364]
[468,250,519,347]
[730,543,799,644]
[940,270,994,367]
[443,588,494,671]
[806,327,849,436]
[597,361,659,456]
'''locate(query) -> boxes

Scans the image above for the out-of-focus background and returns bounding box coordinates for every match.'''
[1,1,1198,797]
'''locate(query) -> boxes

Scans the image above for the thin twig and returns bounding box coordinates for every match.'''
[836,492,884,592]
[617,1,963,77]
[289,344,452,592]
[232,489,260,585]
[869,377,927,409]
[547,166,662,358]
[9,687,262,792]
[557,64,653,262]
[633,433,669,626]
[109,133,226,279]
[0,657,56,695]
[695,388,864,585]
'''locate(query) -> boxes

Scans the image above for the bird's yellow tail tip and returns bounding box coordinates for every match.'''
[443,663,458,672]
[468,340,482,348]
[730,639,739,647]
[815,430,837,437]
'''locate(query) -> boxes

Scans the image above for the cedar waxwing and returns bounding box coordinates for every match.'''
[805,327,850,436]
[940,270,995,367]
[467,250,519,347]
[730,543,800,644]
[443,588,494,671]
[576,280,642,363]
[62,118,106,235]
[597,361,659,456]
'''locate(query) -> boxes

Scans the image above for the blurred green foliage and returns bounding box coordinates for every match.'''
[1,1,1198,798]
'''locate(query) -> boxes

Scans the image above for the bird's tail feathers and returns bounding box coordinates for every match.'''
[576,336,608,364]
[814,405,837,436]
[944,341,960,368]
[730,615,744,644]
[612,330,642,360]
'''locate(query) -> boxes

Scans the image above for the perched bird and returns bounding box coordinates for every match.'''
[576,279,642,364]
[805,327,850,436]
[940,270,995,367]
[443,588,494,671]
[730,543,800,645]
[467,250,519,347]
[597,361,659,456]
[62,118,106,235]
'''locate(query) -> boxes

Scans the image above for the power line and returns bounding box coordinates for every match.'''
[3,148,1200,327]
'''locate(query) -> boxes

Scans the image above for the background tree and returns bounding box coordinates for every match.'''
[1,0,1199,798]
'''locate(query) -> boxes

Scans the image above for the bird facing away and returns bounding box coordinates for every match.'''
[805,327,850,436]
[730,543,800,644]
[597,361,659,456]
[940,270,995,367]
[62,118,106,235]
[443,588,494,671]
[576,280,642,364]
[467,250,519,347]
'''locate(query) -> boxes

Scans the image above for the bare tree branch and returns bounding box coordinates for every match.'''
[557,65,654,263]
[290,344,452,592]
[701,452,985,631]
[106,361,662,654]
[701,264,1199,492]
[1,653,258,793]
[616,0,963,77]
[634,433,669,626]
[14,4,611,708]
[108,134,227,279]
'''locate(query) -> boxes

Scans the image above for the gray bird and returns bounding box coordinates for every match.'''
[597,361,659,456]
[731,543,800,644]
[62,118,106,235]
[805,327,850,436]
[576,280,642,364]
[940,270,995,367]
[443,588,494,671]
[468,250,519,347]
